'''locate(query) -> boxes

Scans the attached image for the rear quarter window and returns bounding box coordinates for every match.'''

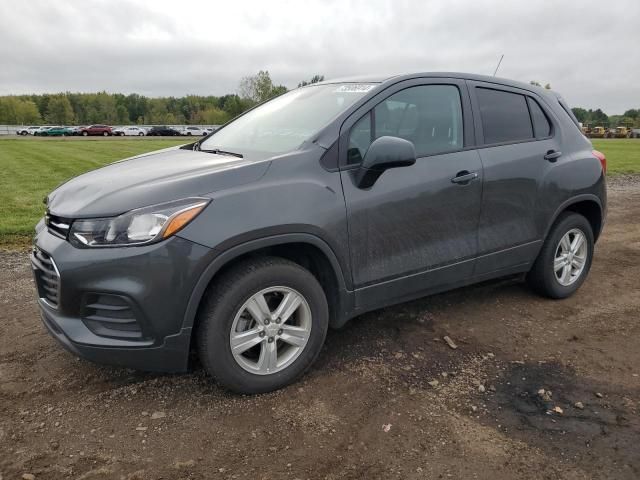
[527,98,552,138]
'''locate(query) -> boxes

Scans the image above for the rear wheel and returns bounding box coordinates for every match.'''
[197,257,329,394]
[527,212,594,299]
[103,131,108,136]
[82,131,88,136]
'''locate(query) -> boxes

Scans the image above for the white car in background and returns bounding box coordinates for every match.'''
[181,126,208,136]
[34,126,53,136]
[113,126,147,136]
[16,126,41,135]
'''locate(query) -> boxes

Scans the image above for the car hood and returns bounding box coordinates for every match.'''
[47,147,270,218]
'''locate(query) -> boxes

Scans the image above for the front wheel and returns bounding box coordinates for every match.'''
[197,257,329,394]
[527,212,594,299]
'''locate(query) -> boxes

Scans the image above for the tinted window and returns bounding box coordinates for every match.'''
[201,84,375,155]
[347,112,372,164]
[374,85,463,157]
[476,88,533,144]
[527,98,552,138]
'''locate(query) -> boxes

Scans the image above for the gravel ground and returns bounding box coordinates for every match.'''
[1,176,639,480]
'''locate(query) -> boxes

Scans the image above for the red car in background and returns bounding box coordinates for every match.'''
[80,125,112,136]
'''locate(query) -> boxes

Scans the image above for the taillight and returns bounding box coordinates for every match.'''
[592,150,606,174]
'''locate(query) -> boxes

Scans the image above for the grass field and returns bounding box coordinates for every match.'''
[0,137,187,245]
[592,139,640,174]
[0,137,638,245]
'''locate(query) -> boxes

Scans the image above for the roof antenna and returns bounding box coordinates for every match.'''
[493,54,504,76]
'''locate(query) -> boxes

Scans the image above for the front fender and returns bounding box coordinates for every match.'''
[179,232,353,332]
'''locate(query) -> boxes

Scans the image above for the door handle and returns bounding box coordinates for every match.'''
[544,150,562,162]
[451,171,478,185]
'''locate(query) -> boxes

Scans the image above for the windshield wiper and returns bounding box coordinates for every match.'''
[199,148,244,159]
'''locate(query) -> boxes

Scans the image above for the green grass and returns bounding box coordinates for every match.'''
[591,139,640,175]
[0,137,639,246]
[0,137,187,241]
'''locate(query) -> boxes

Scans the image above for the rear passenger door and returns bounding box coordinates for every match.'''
[468,81,560,275]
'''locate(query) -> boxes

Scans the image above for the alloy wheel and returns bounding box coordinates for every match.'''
[554,228,588,286]
[229,286,312,375]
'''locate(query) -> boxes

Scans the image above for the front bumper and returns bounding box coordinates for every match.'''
[32,228,216,372]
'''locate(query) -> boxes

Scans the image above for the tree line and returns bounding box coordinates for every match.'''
[571,108,640,128]
[0,72,637,128]
[0,72,324,126]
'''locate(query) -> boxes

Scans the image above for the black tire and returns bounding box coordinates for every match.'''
[527,212,594,299]
[197,257,329,394]
[21,131,28,136]
[82,131,88,136]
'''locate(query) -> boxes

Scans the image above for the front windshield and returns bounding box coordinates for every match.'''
[200,83,376,155]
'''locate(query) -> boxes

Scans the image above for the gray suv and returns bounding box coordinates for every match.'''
[32,73,607,394]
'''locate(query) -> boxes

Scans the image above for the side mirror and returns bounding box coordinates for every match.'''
[354,136,416,189]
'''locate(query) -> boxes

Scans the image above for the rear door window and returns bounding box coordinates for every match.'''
[476,88,533,144]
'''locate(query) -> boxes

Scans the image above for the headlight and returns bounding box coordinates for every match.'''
[69,198,209,247]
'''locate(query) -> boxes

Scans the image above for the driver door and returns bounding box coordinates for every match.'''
[339,79,483,309]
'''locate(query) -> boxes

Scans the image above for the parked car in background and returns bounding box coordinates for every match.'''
[17,126,41,136]
[81,125,112,136]
[34,72,606,394]
[147,126,181,136]
[181,126,208,136]
[38,126,74,137]
[33,127,53,136]
[113,126,147,136]
[66,126,83,136]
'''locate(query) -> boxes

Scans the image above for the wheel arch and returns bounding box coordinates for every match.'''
[545,195,604,243]
[182,233,354,336]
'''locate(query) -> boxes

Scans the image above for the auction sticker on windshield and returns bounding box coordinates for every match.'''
[333,84,376,93]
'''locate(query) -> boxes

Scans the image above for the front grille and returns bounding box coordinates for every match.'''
[31,247,60,308]
[45,212,71,239]
[82,294,143,339]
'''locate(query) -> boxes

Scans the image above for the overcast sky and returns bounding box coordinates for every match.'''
[1,0,638,114]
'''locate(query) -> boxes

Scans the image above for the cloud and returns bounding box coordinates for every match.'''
[0,0,638,113]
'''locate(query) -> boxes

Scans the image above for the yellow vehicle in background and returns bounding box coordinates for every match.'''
[607,126,633,138]
[588,126,608,138]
